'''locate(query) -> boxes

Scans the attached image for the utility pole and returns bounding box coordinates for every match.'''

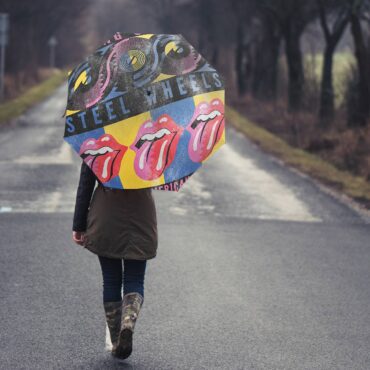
[0,13,9,102]
[48,36,58,68]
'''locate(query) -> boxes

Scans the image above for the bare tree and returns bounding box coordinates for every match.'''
[349,0,370,126]
[259,0,318,111]
[2,0,91,91]
[317,0,351,125]
[230,0,256,97]
[252,6,281,101]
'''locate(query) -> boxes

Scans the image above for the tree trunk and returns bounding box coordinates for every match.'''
[349,13,370,127]
[252,16,281,101]
[317,0,350,126]
[283,24,305,111]
[319,44,335,125]
[235,21,248,96]
[211,46,219,66]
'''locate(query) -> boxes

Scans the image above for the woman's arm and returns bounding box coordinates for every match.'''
[73,161,97,232]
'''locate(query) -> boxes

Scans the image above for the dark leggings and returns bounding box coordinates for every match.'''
[98,256,147,303]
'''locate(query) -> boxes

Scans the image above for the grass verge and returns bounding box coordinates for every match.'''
[0,69,67,125]
[226,105,370,209]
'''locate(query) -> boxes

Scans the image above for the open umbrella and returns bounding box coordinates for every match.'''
[63,32,225,191]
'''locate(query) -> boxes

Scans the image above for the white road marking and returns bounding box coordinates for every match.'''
[0,190,76,213]
[169,206,188,216]
[43,191,63,213]
[13,140,73,165]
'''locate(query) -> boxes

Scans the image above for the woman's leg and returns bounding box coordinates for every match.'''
[98,255,123,302]
[98,255,123,354]
[123,259,147,300]
[115,259,147,359]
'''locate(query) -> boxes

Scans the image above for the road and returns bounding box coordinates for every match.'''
[1,84,370,370]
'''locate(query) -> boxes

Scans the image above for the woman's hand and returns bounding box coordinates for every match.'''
[72,231,86,246]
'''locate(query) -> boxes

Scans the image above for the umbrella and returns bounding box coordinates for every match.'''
[63,32,225,191]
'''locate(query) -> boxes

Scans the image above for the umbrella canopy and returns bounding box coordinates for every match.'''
[63,32,225,191]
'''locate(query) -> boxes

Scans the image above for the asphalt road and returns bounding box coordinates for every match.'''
[1,84,370,370]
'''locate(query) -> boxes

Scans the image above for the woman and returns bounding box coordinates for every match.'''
[72,160,158,360]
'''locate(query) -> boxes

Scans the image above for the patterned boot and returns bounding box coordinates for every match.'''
[114,292,144,359]
[103,300,122,356]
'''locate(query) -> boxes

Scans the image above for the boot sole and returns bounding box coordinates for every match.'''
[114,329,133,359]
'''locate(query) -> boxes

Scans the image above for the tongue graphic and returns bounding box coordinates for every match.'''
[138,138,171,178]
[91,151,116,181]
[131,115,183,181]
[80,133,127,183]
[187,98,225,163]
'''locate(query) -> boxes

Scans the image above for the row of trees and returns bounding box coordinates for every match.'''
[1,0,91,90]
[2,0,369,128]
[229,0,370,127]
[122,0,369,127]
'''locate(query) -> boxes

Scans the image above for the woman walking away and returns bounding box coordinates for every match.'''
[71,160,158,360]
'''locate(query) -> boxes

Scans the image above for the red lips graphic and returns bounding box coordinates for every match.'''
[130,114,183,180]
[187,98,225,163]
[79,133,127,183]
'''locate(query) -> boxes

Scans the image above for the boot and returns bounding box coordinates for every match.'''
[114,292,144,359]
[103,300,122,356]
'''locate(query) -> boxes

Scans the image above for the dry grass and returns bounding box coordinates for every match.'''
[226,104,370,209]
[0,68,67,125]
[232,95,370,181]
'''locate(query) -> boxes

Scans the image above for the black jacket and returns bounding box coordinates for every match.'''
[73,162,99,232]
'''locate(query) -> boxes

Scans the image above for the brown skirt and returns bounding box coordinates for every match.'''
[83,184,158,260]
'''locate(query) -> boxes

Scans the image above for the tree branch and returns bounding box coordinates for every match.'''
[317,0,331,41]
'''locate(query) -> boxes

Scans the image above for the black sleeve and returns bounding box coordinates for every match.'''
[72,161,97,232]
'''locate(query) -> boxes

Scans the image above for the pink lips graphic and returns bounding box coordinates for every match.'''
[187,98,225,163]
[130,115,183,181]
[79,133,127,183]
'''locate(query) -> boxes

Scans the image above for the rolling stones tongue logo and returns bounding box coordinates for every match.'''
[79,134,127,183]
[187,99,225,163]
[131,115,183,180]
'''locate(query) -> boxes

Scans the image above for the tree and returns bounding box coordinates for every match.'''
[1,0,91,91]
[230,0,256,97]
[231,0,281,100]
[251,8,281,101]
[349,0,370,126]
[317,0,351,126]
[259,0,318,111]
